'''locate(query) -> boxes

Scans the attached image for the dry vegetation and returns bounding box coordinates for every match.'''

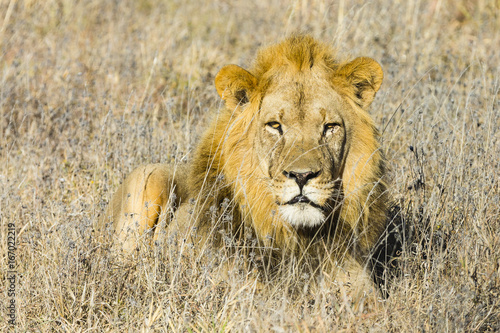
[1,0,499,331]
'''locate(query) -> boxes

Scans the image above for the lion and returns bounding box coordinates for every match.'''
[100,35,388,288]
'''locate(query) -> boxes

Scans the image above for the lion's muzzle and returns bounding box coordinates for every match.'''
[277,169,327,228]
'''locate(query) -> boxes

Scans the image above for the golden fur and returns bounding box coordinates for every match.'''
[100,35,388,276]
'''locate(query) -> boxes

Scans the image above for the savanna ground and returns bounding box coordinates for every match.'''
[1,0,499,331]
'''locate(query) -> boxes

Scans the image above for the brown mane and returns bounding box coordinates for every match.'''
[190,35,388,257]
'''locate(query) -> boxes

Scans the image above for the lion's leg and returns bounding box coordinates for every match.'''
[100,163,189,253]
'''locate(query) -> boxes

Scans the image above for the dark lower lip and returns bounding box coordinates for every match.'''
[285,195,323,210]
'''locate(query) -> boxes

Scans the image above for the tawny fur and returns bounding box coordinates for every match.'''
[100,35,388,277]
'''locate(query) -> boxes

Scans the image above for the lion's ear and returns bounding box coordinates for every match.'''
[215,65,256,110]
[336,57,383,109]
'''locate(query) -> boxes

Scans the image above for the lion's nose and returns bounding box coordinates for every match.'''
[283,170,321,190]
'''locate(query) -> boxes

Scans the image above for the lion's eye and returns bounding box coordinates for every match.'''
[266,121,283,135]
[323,123,341,136]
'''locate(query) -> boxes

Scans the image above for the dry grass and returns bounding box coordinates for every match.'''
[1,0,499,331]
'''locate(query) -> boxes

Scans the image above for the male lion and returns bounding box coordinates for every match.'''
[101,35,388,287]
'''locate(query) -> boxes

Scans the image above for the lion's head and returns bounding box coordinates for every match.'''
[193,35,387,254]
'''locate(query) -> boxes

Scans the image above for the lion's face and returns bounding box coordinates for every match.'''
[214,37,384,235]
[255,76,349,228]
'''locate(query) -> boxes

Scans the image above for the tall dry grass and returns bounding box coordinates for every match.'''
[0,0,499,331]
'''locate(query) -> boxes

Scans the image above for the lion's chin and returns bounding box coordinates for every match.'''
[278,204,325,228]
